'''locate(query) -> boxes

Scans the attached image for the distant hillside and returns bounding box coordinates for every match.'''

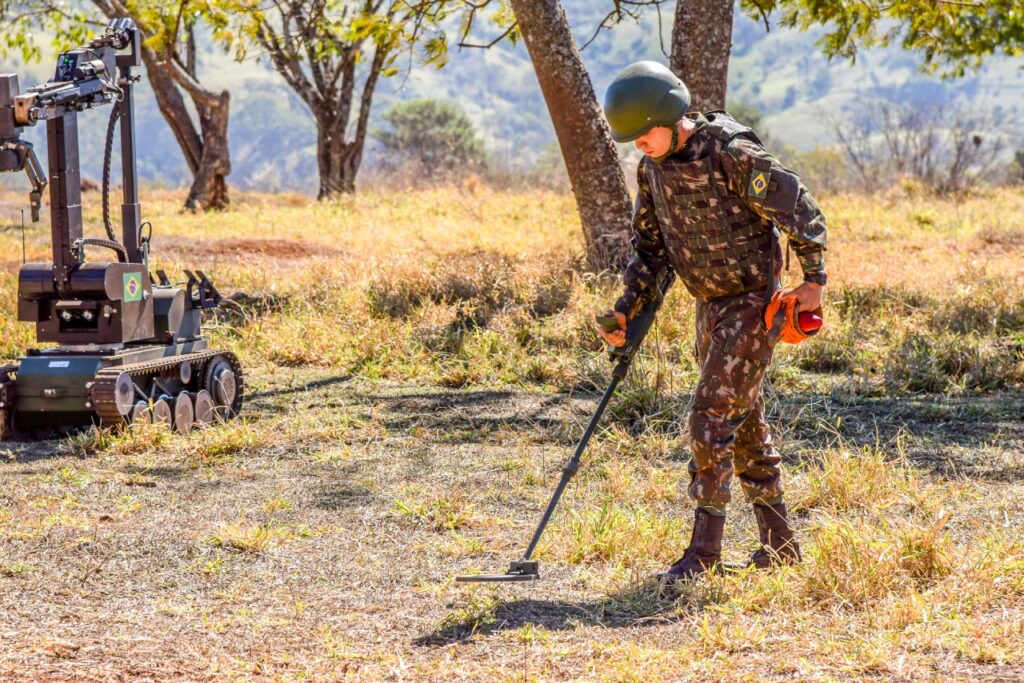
[1,1,1022,194]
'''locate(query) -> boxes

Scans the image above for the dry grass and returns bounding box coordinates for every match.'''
[0,185,1023,680]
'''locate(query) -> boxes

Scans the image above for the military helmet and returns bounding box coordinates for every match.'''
[603,61,691,143]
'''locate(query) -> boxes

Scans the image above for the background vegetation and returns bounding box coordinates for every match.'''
[0,1,1022,679]
[0,182,1022,679]
[0,1,1021,195]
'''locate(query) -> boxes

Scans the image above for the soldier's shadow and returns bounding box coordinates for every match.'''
[414,578,726,646]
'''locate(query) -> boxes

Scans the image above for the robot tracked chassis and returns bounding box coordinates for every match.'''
[0,18,242,440]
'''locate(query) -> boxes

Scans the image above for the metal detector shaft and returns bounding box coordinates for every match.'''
[455,270,674,583]
[518,270,673,562]
[520,369,624,561]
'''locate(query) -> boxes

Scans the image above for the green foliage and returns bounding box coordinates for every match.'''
[201,0,461,194]
[129,0,232,57]
[373,99,485,174]
[0,2,99,63]
[212,0,455,70]
[455,0,520,48]
[0,1,214,65]
[742,0,1024,77]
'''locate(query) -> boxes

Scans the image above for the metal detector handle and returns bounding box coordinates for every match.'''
[605,270,675,376]
[595,315,620,333]
[460,272,676,582]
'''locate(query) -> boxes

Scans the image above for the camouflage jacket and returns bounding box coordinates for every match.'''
[615,112,828,316]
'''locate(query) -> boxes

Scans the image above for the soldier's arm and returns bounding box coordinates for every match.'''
[721,138,828,283]
[614,158,673,320]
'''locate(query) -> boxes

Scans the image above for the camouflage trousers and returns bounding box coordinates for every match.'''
[687,289,785,510]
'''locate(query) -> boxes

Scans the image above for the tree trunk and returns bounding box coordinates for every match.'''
[181,25,230,210]
[139,47,202,174]
[159,48,232,211]
[315,142,360,198]
[671,0,734,112]
[508,0,631,270]
[314,117,351,198]
[185,91,231,210]
[313,46,383,199]
[94,0,231,211]
[314,108,366,198]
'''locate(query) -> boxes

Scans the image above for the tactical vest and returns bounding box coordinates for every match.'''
[645,112,779,301]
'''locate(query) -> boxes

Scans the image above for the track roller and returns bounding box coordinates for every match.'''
[194,389,215,426]
[0,364,17,440]
[151,398,173,428]
[113,372,135,418]
[130,400,152,426]
[90,350,242,435]
[203,354,243,419]
[174,392,195,435]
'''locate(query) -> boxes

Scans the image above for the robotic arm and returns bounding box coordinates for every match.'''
[0,138,45,221]
[0,18,135,224]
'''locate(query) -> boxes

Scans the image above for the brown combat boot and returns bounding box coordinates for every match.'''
[657,508,724,585]
[749,502,801,569]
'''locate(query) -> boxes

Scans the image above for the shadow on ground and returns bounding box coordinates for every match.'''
[119,464,191,480]
[771,389,1024,480]
[0,437,78,464]
[363,389,585,445]
[312,482,376,510]
[360,385,1024,481]
[414,579,725,646]
[247,373,355,402]
[3,362,1021,483]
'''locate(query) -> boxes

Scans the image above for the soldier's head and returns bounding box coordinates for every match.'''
[603,61,691,161]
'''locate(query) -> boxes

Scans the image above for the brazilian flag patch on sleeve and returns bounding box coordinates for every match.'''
[748,169,771,200]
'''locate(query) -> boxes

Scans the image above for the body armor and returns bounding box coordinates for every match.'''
[644,112,781,301]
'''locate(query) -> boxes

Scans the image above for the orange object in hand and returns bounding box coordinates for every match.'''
[764,292,823,344]
[798,311,823,333]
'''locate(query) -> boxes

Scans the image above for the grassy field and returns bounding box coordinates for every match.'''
[1,184,1023,681]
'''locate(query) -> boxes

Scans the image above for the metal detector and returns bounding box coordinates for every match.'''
[456,271,674,583]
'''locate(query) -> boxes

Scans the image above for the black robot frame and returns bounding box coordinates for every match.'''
[0,18,242,439]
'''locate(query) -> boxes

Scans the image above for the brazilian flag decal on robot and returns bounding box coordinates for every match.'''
[123,272,143,302]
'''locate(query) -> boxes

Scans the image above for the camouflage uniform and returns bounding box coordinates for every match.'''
[614,111,827,513]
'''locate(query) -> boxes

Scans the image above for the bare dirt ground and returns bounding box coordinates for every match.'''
[158,237,342,262]
[2,366,1022,681]
[2,187,1023,680]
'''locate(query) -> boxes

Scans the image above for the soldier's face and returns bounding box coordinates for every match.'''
[635,126,673,158]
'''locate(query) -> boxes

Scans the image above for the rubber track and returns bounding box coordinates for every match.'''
[90,350,243,427]
[0,364,16,439]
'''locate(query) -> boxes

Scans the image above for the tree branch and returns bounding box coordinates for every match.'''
[458,21,517,49]
[164,53,222,107]
[351,40,387,153]
[256,19,320,111]
[334,46,357,130]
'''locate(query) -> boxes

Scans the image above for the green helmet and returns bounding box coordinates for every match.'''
[603,61,691,143]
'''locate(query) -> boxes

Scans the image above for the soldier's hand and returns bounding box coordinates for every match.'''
[782,281,823,312]
[597,311,627,348]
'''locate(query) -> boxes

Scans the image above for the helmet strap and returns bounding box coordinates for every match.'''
[651,123,680,163]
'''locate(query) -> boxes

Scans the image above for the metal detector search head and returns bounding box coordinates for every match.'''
[455,560,539,583]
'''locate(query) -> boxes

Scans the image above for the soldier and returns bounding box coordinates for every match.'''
[599,61,828,584]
